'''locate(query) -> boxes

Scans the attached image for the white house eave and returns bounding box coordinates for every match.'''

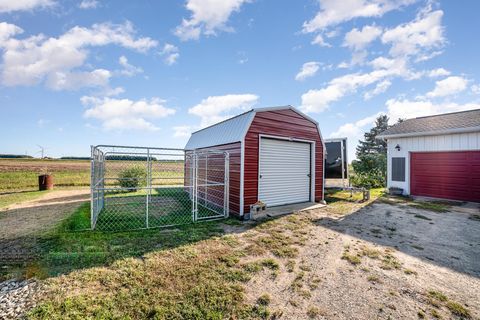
[377,126,480,140]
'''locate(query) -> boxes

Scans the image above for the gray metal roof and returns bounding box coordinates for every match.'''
[184,110,255,150]
[378,109,480,139]
[184,106,323,150]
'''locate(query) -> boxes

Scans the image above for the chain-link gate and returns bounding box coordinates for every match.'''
[90,145,229,231]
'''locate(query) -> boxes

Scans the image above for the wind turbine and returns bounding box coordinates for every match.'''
[36,145,46,158]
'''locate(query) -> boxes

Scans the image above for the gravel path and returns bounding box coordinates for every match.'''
[0,189,90,240]
[0,189,89,319]
[244,201,480,319]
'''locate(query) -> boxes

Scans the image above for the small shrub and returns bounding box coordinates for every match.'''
[417,310,425,319]
[117,166,147,191]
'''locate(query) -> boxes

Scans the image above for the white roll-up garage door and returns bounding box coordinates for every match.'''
[258,138,311,206]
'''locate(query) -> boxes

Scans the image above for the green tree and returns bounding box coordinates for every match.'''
[355,114,389,157]
[351,114,394,188]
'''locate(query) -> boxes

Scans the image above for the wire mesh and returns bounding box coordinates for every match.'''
[90,145,229,231]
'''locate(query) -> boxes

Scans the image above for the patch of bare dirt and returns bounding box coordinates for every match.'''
[241,202,480,319]
[0,189,90,276]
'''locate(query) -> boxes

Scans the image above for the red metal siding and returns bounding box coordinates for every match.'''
[185,142,242,215]
[410,151,480,202]
[244,109,324,213]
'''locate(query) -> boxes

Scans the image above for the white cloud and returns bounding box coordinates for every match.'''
[0,22,23,42]
[78,0,98,9]
[303,0,415,33]
[311,34,331,47]
[427,67,450,78]
[342,25,382,66]
[301,58,410,113]
[46,69,111,90]
[381,8,445,58]
[175,0,250,41]
[102,86,125,97]
[0,0,54,13]
[426,76,468,98]
[471,84,480,95]
[188,93,258,127]
[343,25,382,51]
[159,43,179,65]
[329,112,383,160]
[0,21,157,89]
[363,79,391,100]
[173,125,196,138]
[82,97,176,131]
[301,5,449,113]
[386,98,480,122]
[118,56,143,77]
[37,118,50,127]
[295,62,320,81]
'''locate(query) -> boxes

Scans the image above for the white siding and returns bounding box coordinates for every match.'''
[387,131,480,194]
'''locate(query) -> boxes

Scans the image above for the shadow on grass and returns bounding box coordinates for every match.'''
[315,191,480,279]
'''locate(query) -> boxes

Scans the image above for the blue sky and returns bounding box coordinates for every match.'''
[1,0,480,160]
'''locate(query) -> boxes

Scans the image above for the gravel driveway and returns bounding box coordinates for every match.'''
[244,198,480,319]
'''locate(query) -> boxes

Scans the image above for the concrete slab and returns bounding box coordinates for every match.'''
[252,202,325,220]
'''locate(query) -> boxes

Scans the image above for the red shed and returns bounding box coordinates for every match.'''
[185,106,325,217]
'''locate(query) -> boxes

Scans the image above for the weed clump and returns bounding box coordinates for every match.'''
[446,301,471,318]
[257,293,271,306]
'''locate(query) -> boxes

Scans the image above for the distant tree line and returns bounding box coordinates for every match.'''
[0,154,34,159]
[104,155,157,161]
[60,156,90,160]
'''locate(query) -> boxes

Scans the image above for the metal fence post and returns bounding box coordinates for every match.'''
[224,152,230,218]
[146,148,151,229]
[192,153,197,222]
[90,146,95,230]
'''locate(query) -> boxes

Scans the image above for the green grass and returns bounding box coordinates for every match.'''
[34,197,233,277]
[324,187,385,215]
[341,252,361,265]
[93,188,222,231]
[38,214,227,278]
[24,195,277,319]
[0,190,49,209]
[408,201,451,213]
[446,301,471,318]
[0,170,90,192]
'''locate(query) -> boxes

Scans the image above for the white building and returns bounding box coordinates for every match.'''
[378,109,480,203]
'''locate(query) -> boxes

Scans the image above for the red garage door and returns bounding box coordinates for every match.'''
[410,151,480,202]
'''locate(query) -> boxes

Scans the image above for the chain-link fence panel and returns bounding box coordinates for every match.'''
[91,145,229,231]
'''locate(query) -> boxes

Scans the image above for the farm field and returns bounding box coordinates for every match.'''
[0,158,185,209]
[0,159,91,192]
